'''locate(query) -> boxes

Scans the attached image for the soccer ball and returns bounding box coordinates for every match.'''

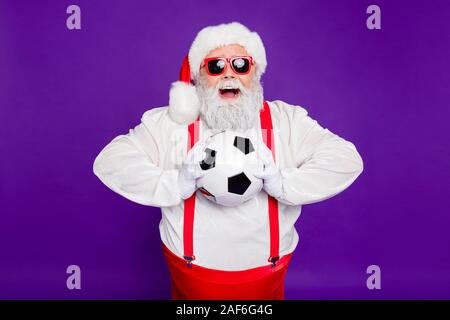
[196,131,264,207]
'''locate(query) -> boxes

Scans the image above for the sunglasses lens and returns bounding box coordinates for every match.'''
[207,59,226,75]
[232,58,250,74]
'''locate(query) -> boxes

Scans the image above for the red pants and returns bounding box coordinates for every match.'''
[162,244,292,300]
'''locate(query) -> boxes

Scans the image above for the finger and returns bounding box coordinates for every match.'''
[262,144,275,160]
[195,169,206,179]
[193,140,207,155]
[193,149,207,164]
[253,171,268,179]
[186,141,206,163]
[256,138,273,156]
[257,146,273,166]
[194,139,207,150]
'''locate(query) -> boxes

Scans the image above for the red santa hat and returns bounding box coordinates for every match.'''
[168,22,267,125]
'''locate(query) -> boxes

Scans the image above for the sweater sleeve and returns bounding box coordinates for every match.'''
[274,102,364,206]
[93,109,183,207]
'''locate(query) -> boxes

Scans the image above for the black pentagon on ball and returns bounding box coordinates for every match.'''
[200,148,216,170]
[233,136,255,154]
[228,172,251,195]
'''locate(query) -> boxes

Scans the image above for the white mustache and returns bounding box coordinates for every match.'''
[217,79,244,91]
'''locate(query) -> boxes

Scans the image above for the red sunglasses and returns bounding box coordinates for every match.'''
[202,56,254,76]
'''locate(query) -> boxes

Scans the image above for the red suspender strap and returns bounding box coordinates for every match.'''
[183,118,199,266]
[260,101,280,267]
[182,102,280,268]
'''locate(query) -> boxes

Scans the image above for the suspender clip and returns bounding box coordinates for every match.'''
[269,256,280,267]
[183,255,196,267]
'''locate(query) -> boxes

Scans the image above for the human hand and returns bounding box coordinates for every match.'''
[177,140,207,199]
[253,139,283,198]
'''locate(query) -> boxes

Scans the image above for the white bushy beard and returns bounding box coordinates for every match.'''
[196,76,264,132]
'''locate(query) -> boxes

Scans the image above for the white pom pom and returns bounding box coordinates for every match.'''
[168,81,201,125]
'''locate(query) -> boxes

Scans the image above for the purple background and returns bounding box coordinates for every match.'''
[1,0,449,299]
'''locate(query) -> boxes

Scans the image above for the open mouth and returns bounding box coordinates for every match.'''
[219,88,241,99]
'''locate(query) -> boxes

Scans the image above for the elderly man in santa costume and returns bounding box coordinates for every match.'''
[93,22,364,300]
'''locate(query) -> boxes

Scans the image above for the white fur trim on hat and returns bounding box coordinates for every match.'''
[168,81,200,125]
[188,22,267,80]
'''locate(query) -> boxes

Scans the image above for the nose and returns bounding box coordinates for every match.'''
[221,64,235,80]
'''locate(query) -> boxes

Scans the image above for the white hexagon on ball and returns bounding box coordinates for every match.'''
[196,131,264,207]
